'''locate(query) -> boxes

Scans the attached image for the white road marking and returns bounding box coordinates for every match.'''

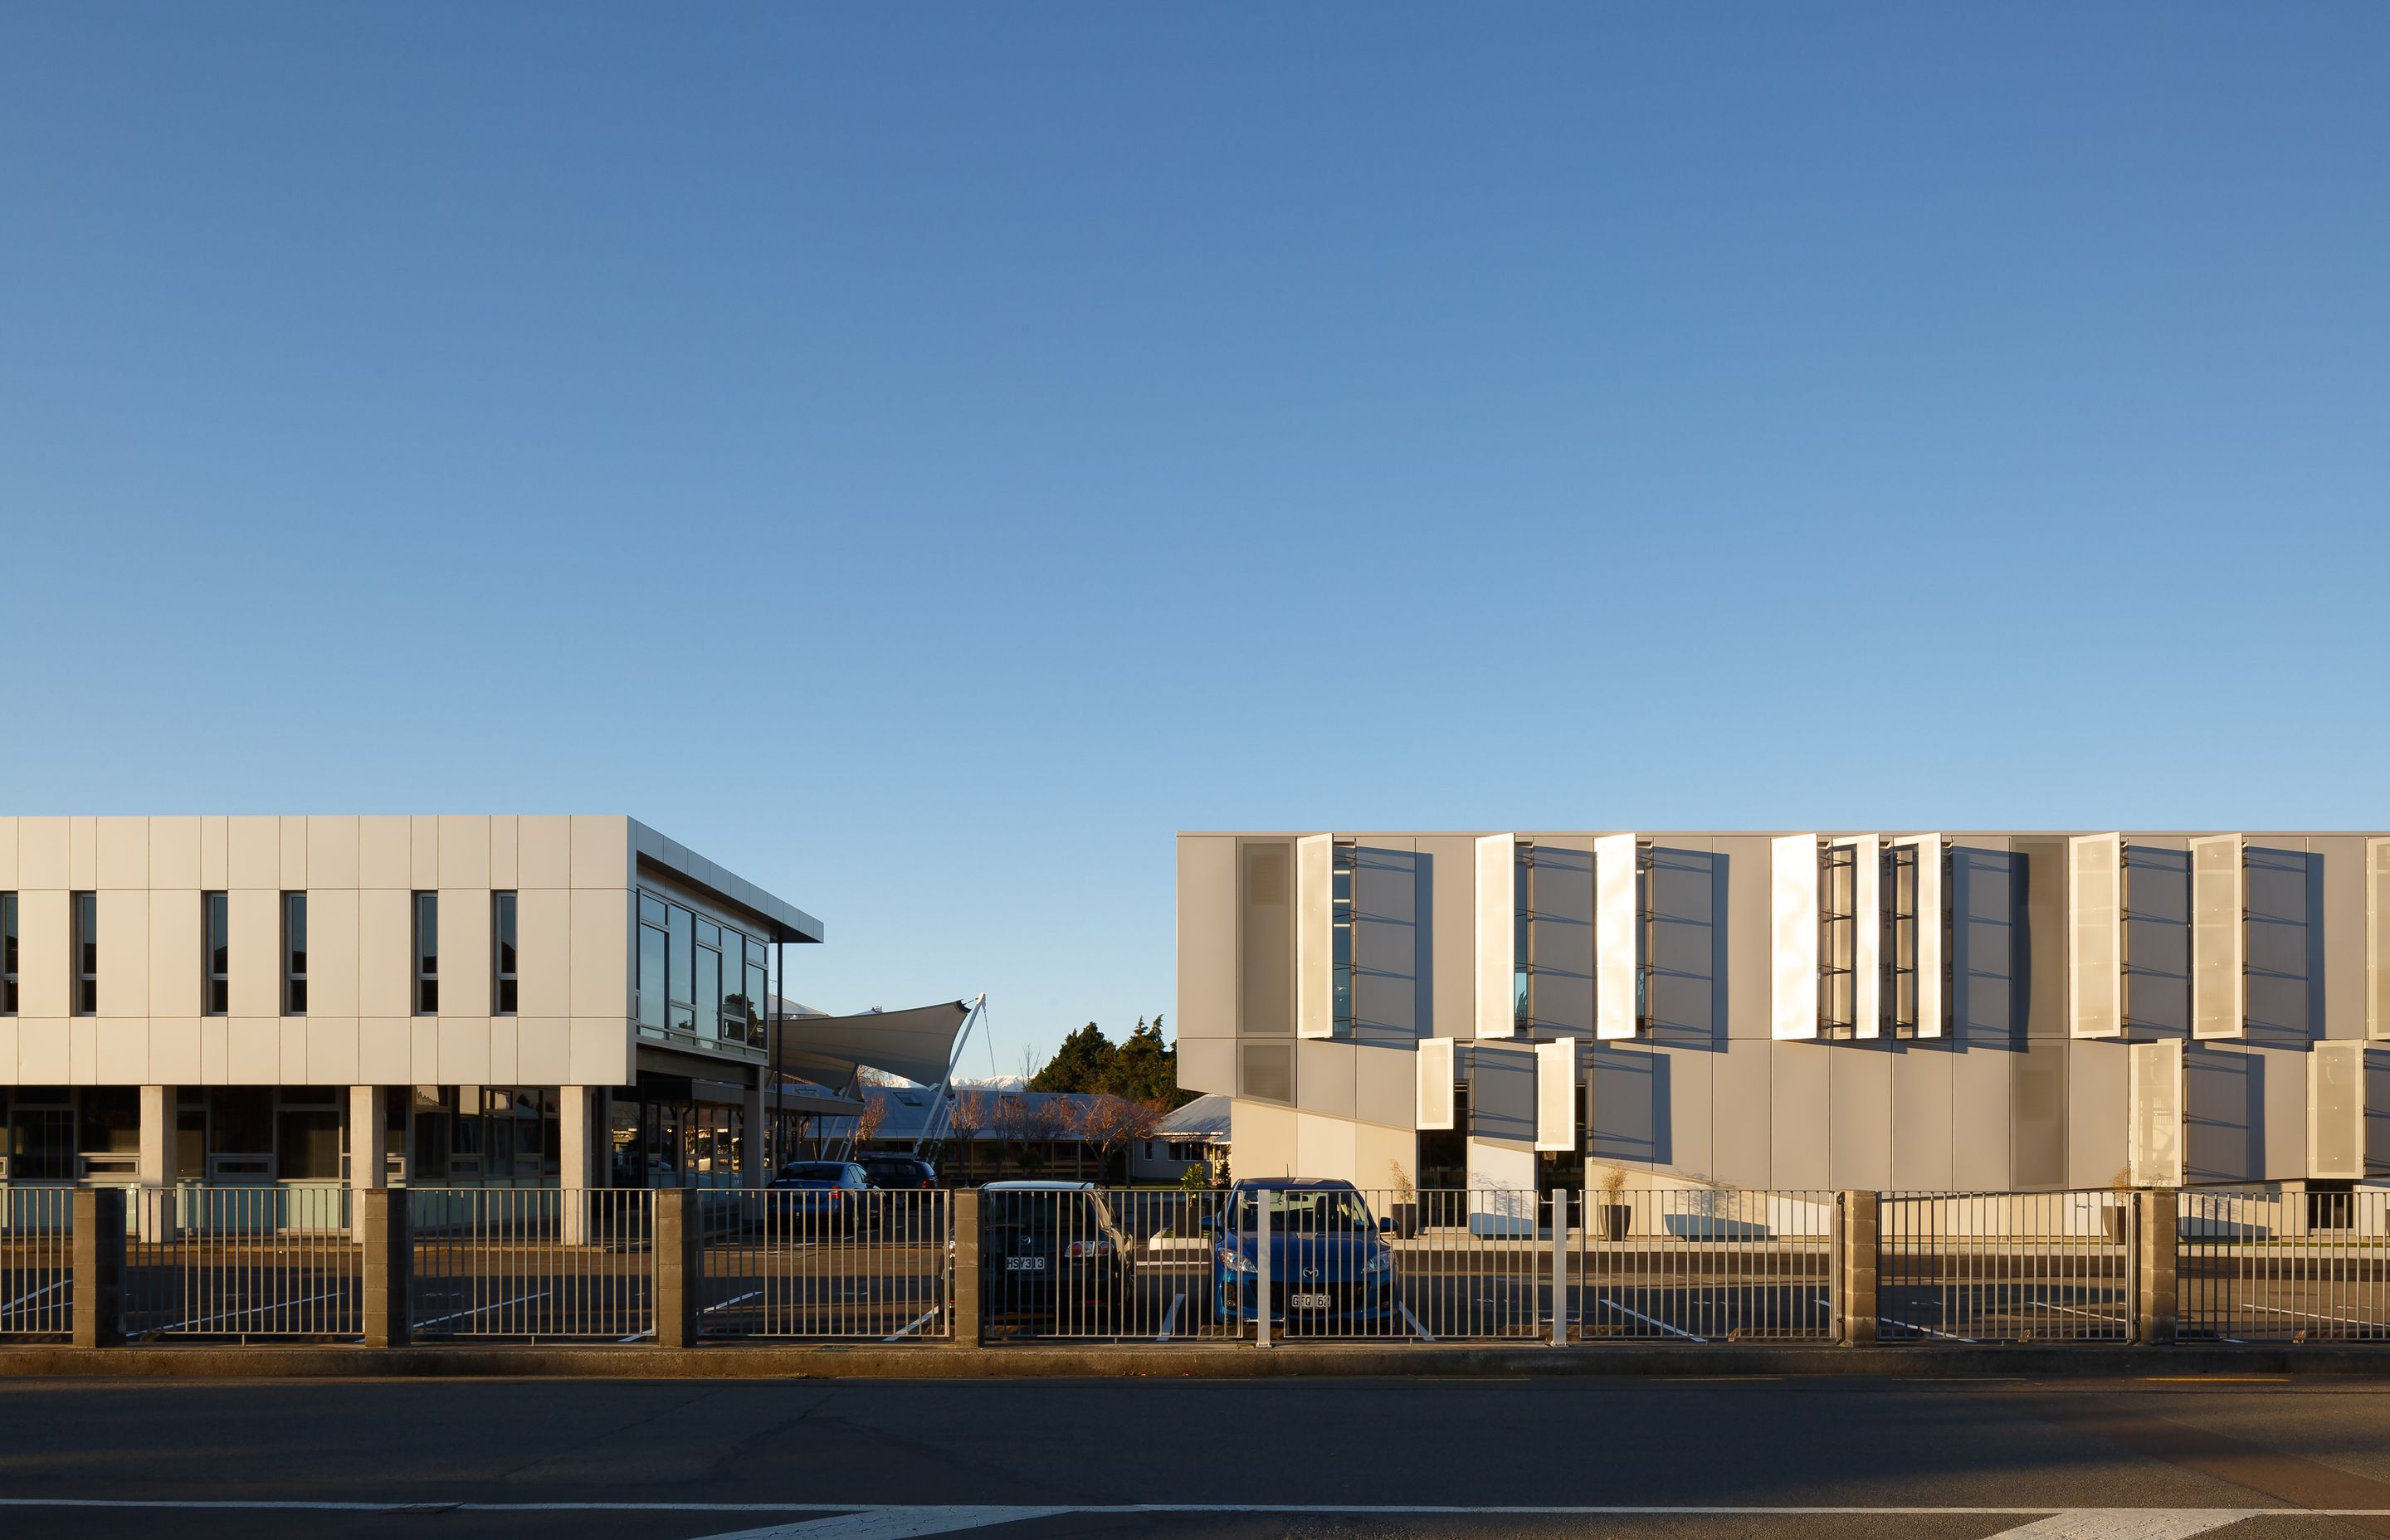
[157,1289,344,1334]
[8,1499,2388,1518]
[884,1307,943,1342]
[702,1290,766,1316]
[694,1508,1068,1539]
[1985,1510,2263,1539]
[1155,1292,1184,1342]
[1,1279,66,1313]
[1879,1315,1977,1343]
[1399,1302,1435,1341]
[1600,1297,1705,1343]
[2245,1302,2378,1329]
[409,1289,551,1332]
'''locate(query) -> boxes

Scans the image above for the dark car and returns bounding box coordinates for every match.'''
[857,1154,939,1190]
[1206,1178,1397,1334]
[766,1160,871,1232]
[978,1181,1134,1332]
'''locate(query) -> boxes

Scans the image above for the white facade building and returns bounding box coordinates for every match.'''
[0,816,822,1201]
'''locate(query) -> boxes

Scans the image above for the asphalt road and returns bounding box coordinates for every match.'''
[9,1375,2390,1538]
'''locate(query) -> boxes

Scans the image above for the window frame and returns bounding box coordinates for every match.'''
[1,892,17,1016]
[491,890,519,1016]
[202,891,229,1016]
[412,891,439,1016]
[280,891,308,1016]
[71,891,98,1016]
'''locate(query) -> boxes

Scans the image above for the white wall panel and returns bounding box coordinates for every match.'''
[2070,834,2124,1039]
[228,889,280,1018]
[149,817,199,890]
[307,816,359,889]
[517,1018,571,1084]
[439,816,490,890]
[2372,839,2390,1040]
[0,816,16,887]
[358,889,412,1020]
[310,888,360,1017]
[2311,1040,2364,1180]
[359,817,412,889]
[96,816,147,889]
[1594,833,1638,1039]
[278,816,309,892]
[1294,833,1334,1040]
[96,890,148,1019]
[17,892,68,1017]
[1475,836,1514,1039]
[2128,1038,2184,1187]
[1535,1038,1576,1151]
[147,890,200,1018]
[17,819,68,890]
[1834,835,1881,1038]
[358,1018,411,1086]
[1892,834,1944,1038]
[227,816,279,890]
[1771,836,1818,1040]
[2191,835,2245,1040]
[568,889,627,1019]
[68,818,96,890]
[149,1018,200,1086]
[1417,1037,1456,1129]
[441,888,493,1020]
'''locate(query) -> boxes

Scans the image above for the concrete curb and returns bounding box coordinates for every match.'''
[5,1343,2390,1379]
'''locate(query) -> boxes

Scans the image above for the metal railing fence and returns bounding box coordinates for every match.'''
[701,1187,952,1339]
[0,1187,73,1338]
[2178,1189,2390,1343]
[124,1184,362,1340]
[980,1187,1228,1342]
[409,1187,656,1340]
[1577,1187,1837,1343]
[1877,1190,2131,1343]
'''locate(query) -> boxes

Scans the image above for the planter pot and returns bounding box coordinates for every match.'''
[2105,1206,2128,1245]
[1602,1204,1632,1243]
[1387,1202,1418,1240]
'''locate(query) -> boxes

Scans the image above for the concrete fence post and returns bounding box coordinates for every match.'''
[1551,1189,1569,1348]
[1839,1190,1879,1346]
[362,1188,412,1348]
[2137,1189,2178,1345]
[952,1189,982,1345]
[655,1187,700,1348]
[72,1188,125,1349]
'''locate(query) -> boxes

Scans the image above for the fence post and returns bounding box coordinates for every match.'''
[71,1188,125,1349]
[2136,1189,2177,1345]
[1256,1192,1271,1349]
[952,1188,983,1345]
[1551,1189,1568,1348]
[362,1189,412,1348]
[655,1187,701,1349]
[1839,1190,1878,1346]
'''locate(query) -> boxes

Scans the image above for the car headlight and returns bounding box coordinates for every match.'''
[1218,1248,1256,1274]
[1363,1248,1394,1275]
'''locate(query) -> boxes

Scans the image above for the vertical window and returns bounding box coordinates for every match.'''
[1513,843,1534,1031]
[1817,844,1856,1036]
[1,893,17,1015]
[744,948,768,1049]
[1331,844,1355,1036]
[202,892,229,1016]
[491,892,518,1015]
[667,904,695,1031]
[412,892,439,1015]
[695,921,724,1041]
[637,894,668,1035]
[72,892,97,1015]
[281,893,308,1016]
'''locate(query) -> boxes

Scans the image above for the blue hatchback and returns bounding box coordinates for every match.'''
[1205,1179,1397,1331]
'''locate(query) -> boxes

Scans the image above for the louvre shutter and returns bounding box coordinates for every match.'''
[1417,1037,1456,1130]
[1772,834,1819,1040]
[1295,834,1334,1039]
[2070,834,2124,1039]
[1594,833,1638,1040]
[2189,835,2244,1040]
[1475,835,1515,1040]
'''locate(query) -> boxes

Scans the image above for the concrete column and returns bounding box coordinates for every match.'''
[952,1188,983,1345]
[360,1188,412,1348]
[655,1186,701,1348]
[559,1086,593,1245]
[71,1188,125,1348]
[741,1073,767,1188]
[349,1086,388,1242]
[1839,1190,1879,1346]
[136,1086,173,1242]
[2137,1188,2178,1344]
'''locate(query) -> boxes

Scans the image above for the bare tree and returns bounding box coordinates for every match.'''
[1067,1095,1164,1181]
[852,1089,890,1148]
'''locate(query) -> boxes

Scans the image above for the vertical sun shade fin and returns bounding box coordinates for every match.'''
[2369,840,2390,1040]
[1475,835,1516,1039]
[1535,1039,1576,1152]
[2128,1038,2184,1187]
[1417,1037,1456,1130]
[1772,835,1820,1040]
[2189,835,2244,1041]
[2069,833,2124,1039]
[1594,833,1638,1040]
[2310,1040,2364,1181]
[1295,833,1334,1040]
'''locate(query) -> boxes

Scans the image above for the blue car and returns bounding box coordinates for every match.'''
[1204,1178,1397,1333]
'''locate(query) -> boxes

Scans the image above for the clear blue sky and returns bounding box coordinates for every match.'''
[4,6,2386,1075]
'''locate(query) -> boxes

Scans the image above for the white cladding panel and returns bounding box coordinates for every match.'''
[1836,835,1881,1039]
[2310,1040,2364,1180]
[1475,835,1515,1039]
[1593,833,1637,1039]
[1417,1037,1456,1129]
[1771,835,1818,1040]
[2190,835,2245,1040]
[2070,834,2124,1039]
[1893,834,1944,1038]
[2128,1038,2185,1187]
[1294,834,1334,1040]
[1535,1038,1575,1152]
[2371,840,2390,1040]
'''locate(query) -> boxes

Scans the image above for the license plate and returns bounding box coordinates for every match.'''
[1006,1256,1046,1271]
[1289,1292,1331,1309]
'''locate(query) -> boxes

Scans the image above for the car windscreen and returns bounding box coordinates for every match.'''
[983,1192,1118,1236]
[1232,1188,1377,1233]
[780,1163,850,1182]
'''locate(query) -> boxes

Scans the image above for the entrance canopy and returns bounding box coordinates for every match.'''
[766,1000,973,1088]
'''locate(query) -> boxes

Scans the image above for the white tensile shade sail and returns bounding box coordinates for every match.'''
[1475,834,1516,1039]
[1295,833,1334,1040]
[2070,833,2124,1039]
[1594,833,1637,1039]
[1771,835,1818,1040]
[1535,1038,1576,1152]
[2190,834,2245,1040]
[767,1000,973,1088]
[1417,1037,1456,1129]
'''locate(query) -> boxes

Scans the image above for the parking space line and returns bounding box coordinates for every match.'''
[1601,1297,1705,1343]
[1156,1293,1184,1342]
[411,1289,550,1332]
[703,1290,765,1316]
[158,1289,344,1334]
[1,1279,66,1313]
[883,1307,943,1343]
